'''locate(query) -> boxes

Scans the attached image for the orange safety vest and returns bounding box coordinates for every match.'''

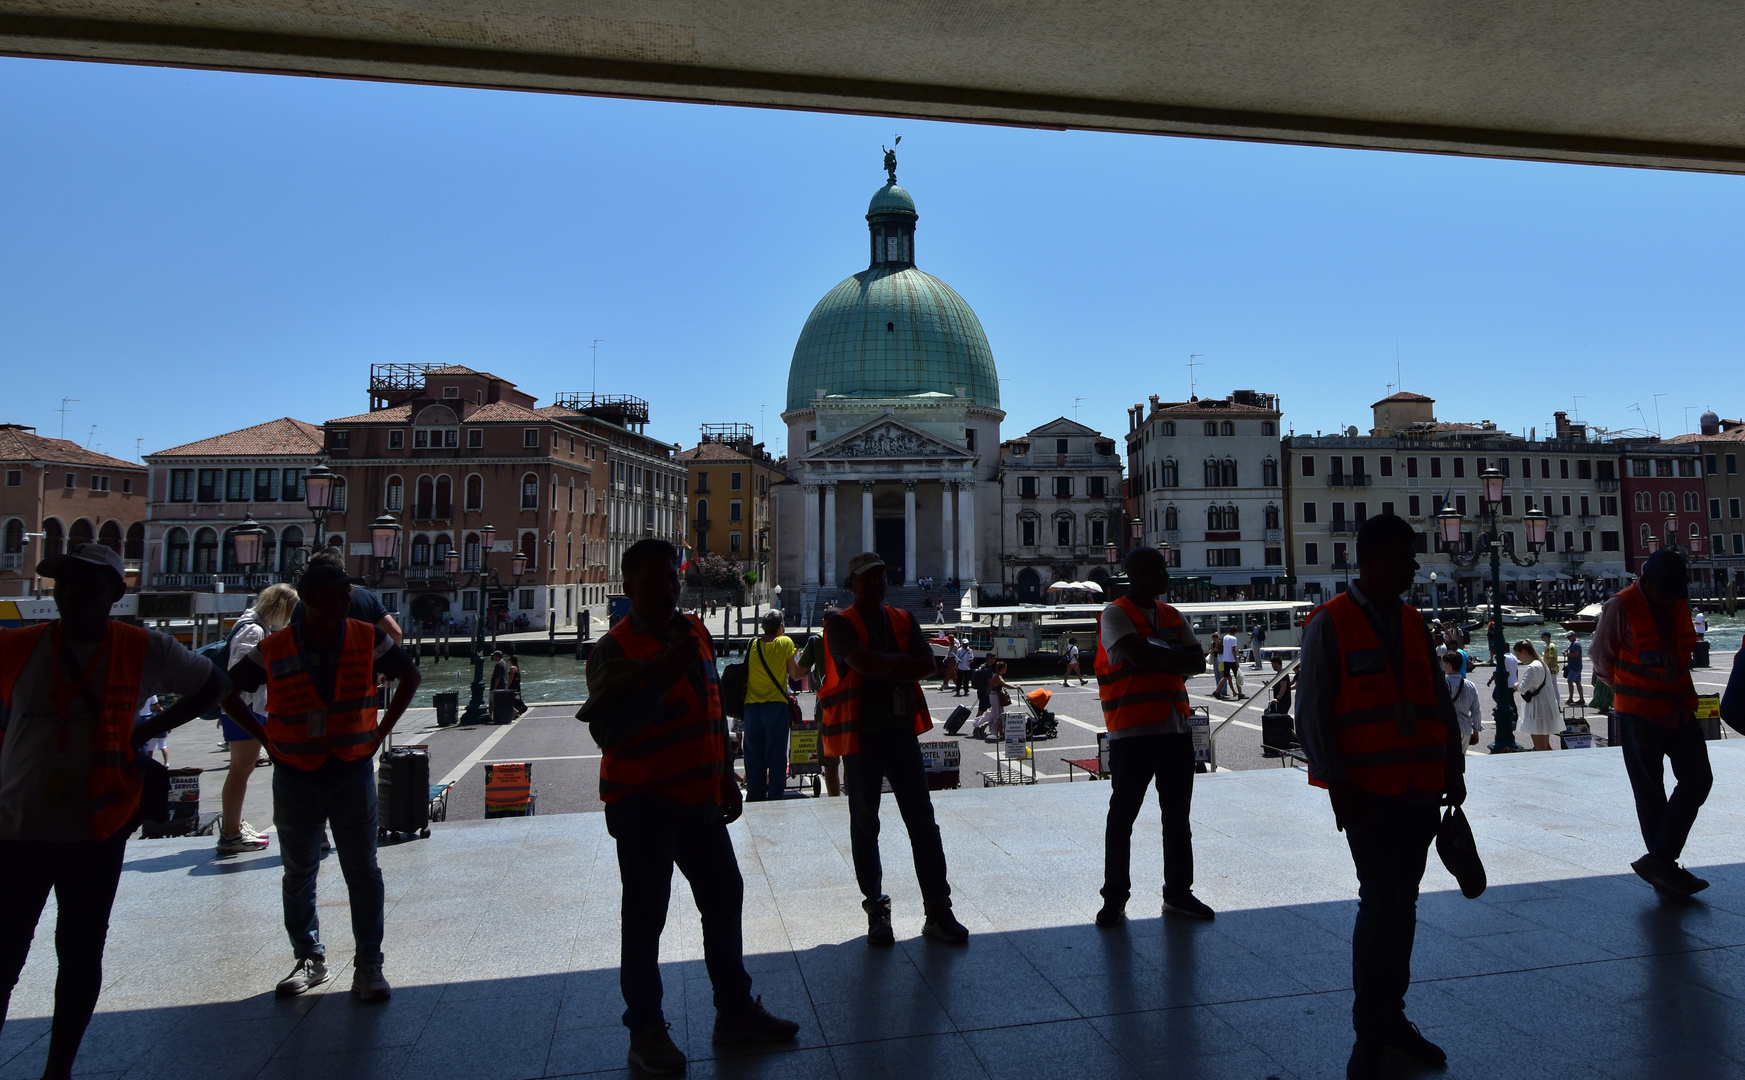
[818,605,933,757]
[1306,593,1446,796]
[598,613,726,804]
[1608,583,1698,720]
[260,619,381,770]
[0,621,150,840]
[1094,596,1191,734]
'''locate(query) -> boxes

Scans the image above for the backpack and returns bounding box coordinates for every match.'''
[719,654,749,720]
[196,614,253,719]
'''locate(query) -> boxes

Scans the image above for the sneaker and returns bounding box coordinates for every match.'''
[1346,1040,1386,1080]
[239,821,270,840]
[712,996,800,1044]
[863,896,895,947]
[216,831,269,855]
[321,832,333,854]
[275,957,328,997]
[1632,854,1689,895]
[1384,1019,1446,1065]
[921,908,969,944]
[1163,893,1216,920]
[351,962,391,1002]
[1672,864,1711,896]
[628,1023,687,1075]
[1094,902,1126,928]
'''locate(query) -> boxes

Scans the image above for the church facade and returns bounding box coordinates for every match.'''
[775,159,1004,610]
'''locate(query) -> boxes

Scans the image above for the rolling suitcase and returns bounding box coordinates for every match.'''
[943,705,971,735]
[378,744,431,839]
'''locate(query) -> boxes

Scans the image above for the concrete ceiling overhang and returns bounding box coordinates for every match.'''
[5,1,1745,173]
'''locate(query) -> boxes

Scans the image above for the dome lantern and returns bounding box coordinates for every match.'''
[867,139,917,268]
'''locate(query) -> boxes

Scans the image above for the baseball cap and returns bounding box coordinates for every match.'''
[844,551,887,580]
[1641,549,1690,600]
[36,542,126,595]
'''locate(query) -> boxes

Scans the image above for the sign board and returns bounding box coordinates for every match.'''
[1004,707,1028,759]
[349,543,373,555]
[918,740,960,773]
[0,595,139,621]
[1696,694,1720,720]
[1189,709,1210,763]
[789,729,820,767]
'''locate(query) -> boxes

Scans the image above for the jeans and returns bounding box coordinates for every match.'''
[843,727,951,907]
[605,793,753,1031]
[1619,713,1713,862]
[0,836,127,1080]
[1101,732,1196,905]
[741,701,791,801]
[274,761,385,965]
[1344,799,1440,1042]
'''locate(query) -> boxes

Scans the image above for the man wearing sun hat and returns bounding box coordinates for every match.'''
[0,543,226,1080]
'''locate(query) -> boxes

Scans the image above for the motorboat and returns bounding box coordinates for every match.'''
[1497,606,1545,626]
[1561,603,1604,634]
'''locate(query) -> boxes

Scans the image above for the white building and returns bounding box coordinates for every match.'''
[997,418,1124,603]
[1124,391,1287,598]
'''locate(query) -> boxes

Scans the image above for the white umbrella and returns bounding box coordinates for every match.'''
[1046,581,1074,592]
[1075,581,1104,593]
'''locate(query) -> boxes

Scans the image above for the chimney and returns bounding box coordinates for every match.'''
[1148,394,1160,413]
[1553,411,1569,440]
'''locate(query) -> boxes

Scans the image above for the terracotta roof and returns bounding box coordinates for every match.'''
[466,401,547,422]
[535,405,580,418]
[1372,391,1435,406]
[678,442,761,463]
[424,364,513,383]
[150,418,324,459]
[327,405,413,424]
[1149,399,1279,415]
[0,424,143,470]
[1667,425,1745,444]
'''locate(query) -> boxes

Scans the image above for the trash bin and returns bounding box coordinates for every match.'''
[434,691,460,727]
[492,688,518,725]
[1693,640,1711,668]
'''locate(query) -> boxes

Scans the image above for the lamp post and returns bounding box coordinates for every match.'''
[1436,467,1548,753]
[1430,570,1439,623]
[360,514,402,586]
[446,523,527,722]
[303,458,336,551]
[231,515,268,593]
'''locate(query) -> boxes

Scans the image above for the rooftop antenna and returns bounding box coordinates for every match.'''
[591,339,604,395]
[57,398,78,440]
[1652,393,1666,435]
[1395,342,1402,394]
[86,424,97,448]
[1186,354,1203,398]
[1629,403,1647,431]
[135,437,143,462]
[1572,395,1584,420]
[1074,397,1085,422]
[1685,406,1697,434]
[759,404,768,445]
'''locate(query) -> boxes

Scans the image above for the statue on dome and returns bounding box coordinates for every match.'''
[882,135,900,184]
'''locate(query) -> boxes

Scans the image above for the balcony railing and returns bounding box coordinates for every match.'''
[153,572,285,588]
[1579,515,1598,526]
[1325,474,1372,488]
[1163,530,1182,545]
[1330,522,1357,535]
[1596,478,1620,490]
[694,518,710,532]
[1265,528,1283,542]
[411,503,453,522]
[0,554,22,571]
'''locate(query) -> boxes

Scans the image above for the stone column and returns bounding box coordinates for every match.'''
[941,481,955,583]
[802,482,820,586]
[861,480,875,554]
[903,480,917,586]
[959,481,976,585]
[823,482,837,587]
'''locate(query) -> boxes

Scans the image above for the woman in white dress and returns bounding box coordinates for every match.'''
[1513,640,1563,750]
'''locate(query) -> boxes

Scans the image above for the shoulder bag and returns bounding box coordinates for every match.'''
[753,640,805,728]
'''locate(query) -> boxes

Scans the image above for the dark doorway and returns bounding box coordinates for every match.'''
[874,518,906,584]
[1016,568,1042,604]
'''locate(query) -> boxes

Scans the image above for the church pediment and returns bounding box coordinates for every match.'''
[807,417,974,461]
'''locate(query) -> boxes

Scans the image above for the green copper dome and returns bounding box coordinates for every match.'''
[786,180,999,412]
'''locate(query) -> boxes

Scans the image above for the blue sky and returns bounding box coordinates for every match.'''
[3,57,1741,462]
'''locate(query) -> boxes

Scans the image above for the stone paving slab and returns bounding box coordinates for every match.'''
[6,741,1745,1079]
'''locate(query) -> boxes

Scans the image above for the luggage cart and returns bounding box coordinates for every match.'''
[428,782,454,823]
[786,717,823,797]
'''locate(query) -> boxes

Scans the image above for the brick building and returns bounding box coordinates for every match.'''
[1667,410,1745,594]
[1,424,147,597]
[1615,437,1704,583]
[142,418,325,591]
[318,365,610,632]
[676,423,783,603]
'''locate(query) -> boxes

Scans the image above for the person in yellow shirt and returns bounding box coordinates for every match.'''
[744,612,803,801]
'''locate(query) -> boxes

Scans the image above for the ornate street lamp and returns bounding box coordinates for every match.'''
[1437,474,1547,753]
[370,514,403,562]
[303,459,336,549]
[511,550,529,577]
[231,515,267,570]
[444,550,461,576]
[447,521,527,722]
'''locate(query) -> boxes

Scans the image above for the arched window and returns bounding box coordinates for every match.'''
[434,534,452,568]
[1161,459,1178,487]
[463,532,481,570]
[70,519,94,549]
[220,527,240,572]
[1634,491,1651,512]
[465,474,483,512]
[1164,505,1179,531]
[3,519,23,556]
[164,527,188,572]
[1055,515,1074,547]
[259,527,276,573]
[279,526,304,571]
[1221,421,1234,436]
[1019,514,1038,547]
[1640,523,1653,548]
[1658,491,1676,512]
[193,528,219,573]
[415,475,434,518]
[1204,421,1218,437]
[1221,459,1239,486]
[330,477,347,511]
[1264,504,1281,530]
[520,531,538,570]
[521,473,539,510]
[124,522,144,561]
[435,475,453,518]
[385,476,404,511]
[1161,421,1175,436]
[42,519,63,558]
[696,498,709,526]
[1207,505,1221,530]
[98,520,122,554]
[1262,457,1279,486]
[1684,491,1700,512]
[1204,458,1220,487]
[410,534,431,565]
[1226,504,1240,530]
